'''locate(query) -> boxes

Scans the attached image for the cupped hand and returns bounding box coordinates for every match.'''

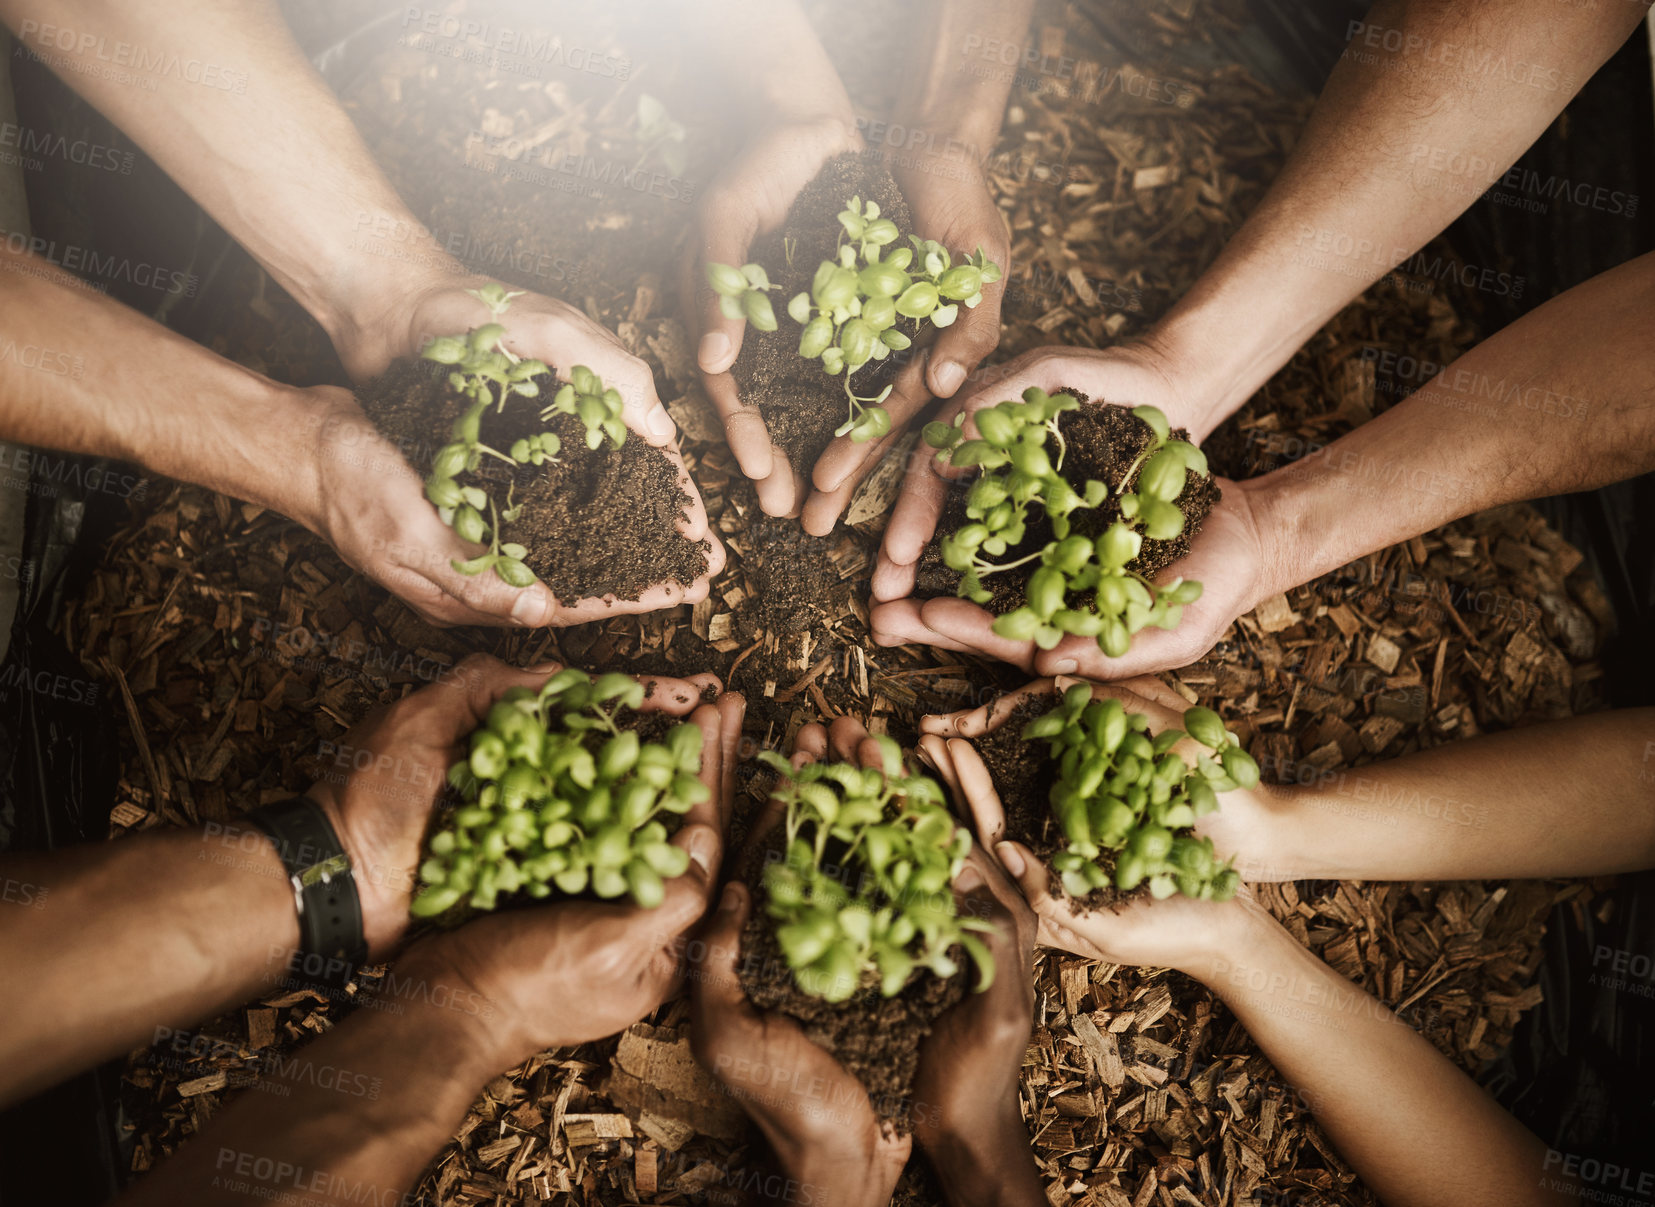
[917,692,1249,973]
[304,655,732,961]
[399,687,745,1065]
[316,279,724,627]
[800,153,1011,536]
[686,115,864,520]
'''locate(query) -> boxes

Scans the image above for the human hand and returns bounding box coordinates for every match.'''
[686,114,864,519]
[396,687,744,1066]
[917,688,1250,973]
[304,655,729,960]
[301,367,723,629]
[800,153,1011,536]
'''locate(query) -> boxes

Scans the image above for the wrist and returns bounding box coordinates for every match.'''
[1171,892,1282,984]
[385,943,520,1075]
[767,1124,908,1207]
[925,1102,1039,1207]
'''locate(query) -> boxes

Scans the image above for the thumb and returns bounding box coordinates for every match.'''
[689,880,753,1015]
[651,823,721,935]
[994,841,1054,914]
[926,292,1002,401]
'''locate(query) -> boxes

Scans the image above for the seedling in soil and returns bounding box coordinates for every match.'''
[411,669,707,916]
[1022,684,1259,901]
[708,196,1002,443]
[924,387,1209,657]
[755,738,997,1002]
[421,284,629,586]
[633,93,688,177]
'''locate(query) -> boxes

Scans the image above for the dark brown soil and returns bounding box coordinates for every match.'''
[916,391,1220,613]
[735,829,967,1130]
[975,696,1133,913]
[358,357,708,604]
[729,152,923,475]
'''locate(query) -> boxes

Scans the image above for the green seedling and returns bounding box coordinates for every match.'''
[1022,684,1259,901]
[757,738,997,1003]
[924,387,1209,658]
[421,284,629,586]
[633,92,688,177]
[708,195,1002,444]
[412,669,707,916]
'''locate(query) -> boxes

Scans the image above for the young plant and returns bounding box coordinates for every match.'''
[1021,685,1259,901]
[633,93,688,177]
[420,284,629,586]
[708,196,1002,443]
[411,669,707,916]
[924,387,1209,658]
[756,739,996,1003]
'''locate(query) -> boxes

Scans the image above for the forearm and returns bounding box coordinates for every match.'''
[891,0,1036,150]
[0,0,458,360]
[1253,709,1655,882]
[925,1104,1044,1207]
[0,823,298,1104]
[1148,0,1648,436]
[1182,905,1570,1207]
[690,0,854,127]
[117,955,505,1207]
[1248,251,1655,599]
[0,245,326,526]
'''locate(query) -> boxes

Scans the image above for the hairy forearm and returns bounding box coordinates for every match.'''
[1183,905,1571,1207]
[0,0,458,359]
[891,0,1036,148]
[1149,0,1649,433]
[1249,251,1655,599]
[0,823,297,1105]
[117,955,504,1207]
[1254,709,1655,882]
[0,245,327,523]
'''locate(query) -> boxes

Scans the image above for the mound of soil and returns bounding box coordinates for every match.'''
[359,358,709,603]
[916,392,1219,613]
[736,829,967,1130]
[728,152,922,475]
[974,696,1134,913]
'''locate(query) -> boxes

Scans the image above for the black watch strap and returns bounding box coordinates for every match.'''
[248,796,367,987]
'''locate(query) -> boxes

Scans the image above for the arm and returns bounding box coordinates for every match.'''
[1145,0,1651,440]
[0,658,722,1105]
[1181,902,1571,1207]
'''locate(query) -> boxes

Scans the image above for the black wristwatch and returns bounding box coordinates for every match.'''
[248,796,368,988]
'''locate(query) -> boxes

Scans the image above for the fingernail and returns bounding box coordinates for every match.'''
[645,404,675,440]
[530,659,562,672]
[955,863,985,893]
[699,331,731,371]
[687,827,717,876]
[1052,658,1078,675]
[719,881,741,911]
[512,591,553,627]
[933,360,966,397]
[996,842,1027,877]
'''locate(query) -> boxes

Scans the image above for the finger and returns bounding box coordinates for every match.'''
[716,693,745,834]
[947,738,1008,848]
[873,452,950,597]
[920,678,1056,738]
[810,351,931,497]
[868,600,979,655]
[688,881,758,1037]
[679,702,725,834]
[915,733,959,799]
[995,839,1058,917]
[926,286,1004,401]
[752,454,804,519]
[690,197,761,377]
[917,597,1039,670]
[829,715,871,764]
[701,371,774,484]
[427,654,558,736]
[800,421,906,537]
[660,443,713,542]
[792,723,828,765]
[656,821,721,933]
[636,674,718,714]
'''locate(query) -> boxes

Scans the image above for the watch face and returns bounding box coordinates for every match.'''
[298,852,352,887]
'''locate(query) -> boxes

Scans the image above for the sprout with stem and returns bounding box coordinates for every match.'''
[412,669,707,916]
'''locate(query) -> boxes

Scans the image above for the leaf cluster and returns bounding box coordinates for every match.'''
[924,388,1209,658]
[411,669,707,916]
[756,738,996,1003]
[707,195,1001,444]
[420,285,628,587]
[1021,685,1260,901]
